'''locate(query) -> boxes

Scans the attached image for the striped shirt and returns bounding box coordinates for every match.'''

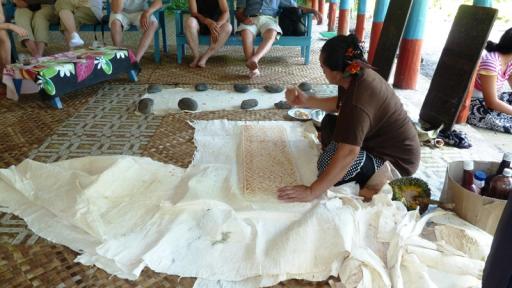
[474,51,512,93]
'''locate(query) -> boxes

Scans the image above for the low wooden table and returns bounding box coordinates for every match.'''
[2,47,139,109]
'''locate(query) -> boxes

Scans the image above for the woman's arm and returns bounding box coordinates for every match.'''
[12,0,28,8]
[277,143,360,202]
[189,0,209,24]
[0,22,28,36]
[285,86,338,112]
[480,73,512,115]
[217,0,230,25]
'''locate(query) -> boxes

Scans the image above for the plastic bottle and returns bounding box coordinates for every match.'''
[473,170,487,195]
[482,152,512,196]
[462,160,478,193]
[488,168,512,200]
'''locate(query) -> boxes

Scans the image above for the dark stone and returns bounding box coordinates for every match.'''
[147,84,162,94]
[264,84,284,93]
[137,98,154,114]
[274,100,292,109]
[178,97,198,111]
[241,99,258,110]
[298,82,312,92]
[195,83,209,92]
[234,83,250,93]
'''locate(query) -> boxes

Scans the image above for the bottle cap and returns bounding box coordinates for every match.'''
[463,160,474,170]
[474,170,487,181]
[503,168,512,177]
[504,152,512,162]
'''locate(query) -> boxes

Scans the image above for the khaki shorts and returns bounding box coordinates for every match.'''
[236,15,282,38]
[109,11,157,31]
[55,0,99,29]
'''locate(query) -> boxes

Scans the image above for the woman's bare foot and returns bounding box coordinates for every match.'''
[189,57,200,68]
[197,55,208,68]
[248,69,260,78]
[246,58,258,71]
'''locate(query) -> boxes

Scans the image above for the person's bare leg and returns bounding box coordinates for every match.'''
[184,17,201,67]
[359,161,400,201]
[135,20,158,62]
[241,29,259,77]
[110,19,124,47]
[246,29,276,71]
[197,22,232,68]
[0,31,11,96]
[22,39,39,57]
[59,10,78,35]
[35,42,45,57]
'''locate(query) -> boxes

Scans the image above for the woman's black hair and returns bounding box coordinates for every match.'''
[320,34,366,72]
[485,27,512,54]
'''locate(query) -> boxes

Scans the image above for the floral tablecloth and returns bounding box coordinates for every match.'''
[2,47,137,104]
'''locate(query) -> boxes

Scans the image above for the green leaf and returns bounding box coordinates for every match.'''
[43,78,56,96]
[41,67,58,78]
[104,52,116,60]
[102,60,113,75]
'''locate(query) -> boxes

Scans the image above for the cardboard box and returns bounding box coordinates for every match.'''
[441,161,507,235]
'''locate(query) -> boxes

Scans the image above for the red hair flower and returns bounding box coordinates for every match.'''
[344,61,361,77]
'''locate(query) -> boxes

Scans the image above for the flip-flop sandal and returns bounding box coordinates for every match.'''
[437,129,472,149]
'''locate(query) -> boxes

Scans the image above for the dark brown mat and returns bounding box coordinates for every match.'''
[419,5,498,130]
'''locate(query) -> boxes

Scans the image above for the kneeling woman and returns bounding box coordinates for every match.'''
[278,35,420,202]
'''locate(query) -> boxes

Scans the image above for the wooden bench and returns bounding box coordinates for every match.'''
[173,1,313,65]
[4,0,168,63]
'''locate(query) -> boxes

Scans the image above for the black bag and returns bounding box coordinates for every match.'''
[278,7,306,36]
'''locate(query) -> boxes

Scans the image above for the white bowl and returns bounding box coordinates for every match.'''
[310,109,326,127]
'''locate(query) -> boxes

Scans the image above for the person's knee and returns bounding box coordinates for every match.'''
[262,29,277,40]
[240,29,253,39]
[111,19,122,30]
[223,22,233,33]
[185,17,199,30]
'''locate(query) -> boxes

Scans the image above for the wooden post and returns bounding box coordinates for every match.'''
[368,0,389,64]
[327,1,338,32]
[355,0,367,42]
[337,0,352,35]
[393,0,428,89]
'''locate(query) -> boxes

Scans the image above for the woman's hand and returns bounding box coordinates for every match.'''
[10,24,28,37]
[206,19,219,43]
[140,11,150,31]
[13,0,28,8]
[285,86,308,106]
[277,185,319,202]
[242,17,254,25]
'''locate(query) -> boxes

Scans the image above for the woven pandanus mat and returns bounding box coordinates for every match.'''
[142,108,289,167]
[138,44,325,85]
[0,86,99,168]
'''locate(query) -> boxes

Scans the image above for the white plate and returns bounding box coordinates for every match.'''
[288,108,317,120]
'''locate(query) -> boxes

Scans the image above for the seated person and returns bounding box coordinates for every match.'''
[235,0,320,78]
[0,4,28,96]
[55,0,103,48]
[467,27,512,134]
[184,0,232,68]
[109,0,162,62]
[13,0,57,57]
[277,35,420,202]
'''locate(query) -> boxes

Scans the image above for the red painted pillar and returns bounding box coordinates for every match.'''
[327,2,338,32]
[337,0,352,35]
[318,0,325,25]
[355,0,367,42]
[393,0,428,89]
[368,0,389,64]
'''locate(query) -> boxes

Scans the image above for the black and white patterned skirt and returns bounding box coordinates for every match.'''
[467,92,512,134]
[317,141,385,187]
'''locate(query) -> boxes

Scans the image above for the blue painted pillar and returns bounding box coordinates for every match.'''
[337,0,353,35]
[355,0,367,42]
[368,0,389,64]
[473,0,492,7]
[393,0,428,89]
